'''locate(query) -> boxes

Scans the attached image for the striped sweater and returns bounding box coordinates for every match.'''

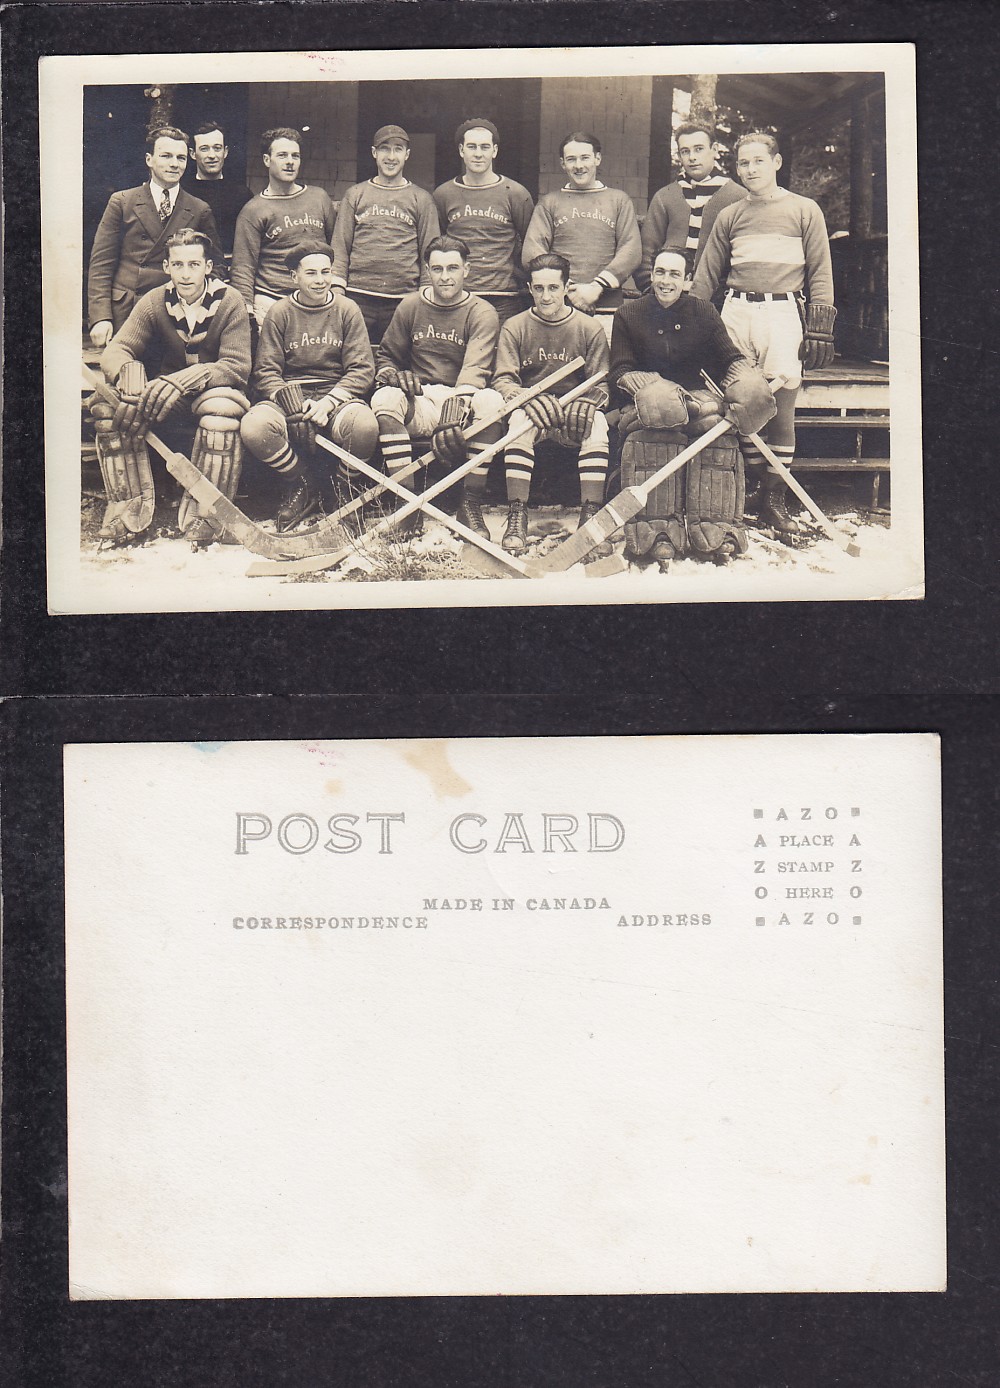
[636,177,745,290]
[101,282,251,389]
[690,191,834,304]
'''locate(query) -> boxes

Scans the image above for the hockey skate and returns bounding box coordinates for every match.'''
[502,499,528,554]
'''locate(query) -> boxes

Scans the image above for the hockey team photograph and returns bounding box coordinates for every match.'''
[40,44,922,613]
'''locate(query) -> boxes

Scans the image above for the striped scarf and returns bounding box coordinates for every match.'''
[164,276,227,365]
[678,174,729,253]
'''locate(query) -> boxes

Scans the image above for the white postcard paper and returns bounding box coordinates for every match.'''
[65,735,944,1298]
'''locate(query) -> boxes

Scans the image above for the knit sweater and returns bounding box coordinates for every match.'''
[331,181,440,298]
[521,185,641,309]
[230,186,337,305]
[101,282,251,389]
[636,178,745,290]
[182,174,254,256]
[690,191,835,304]
[493,307,610,407]
[609,291,741,397]
[251,292,375,401]
[376,289,500,390]
[433,175,535,295]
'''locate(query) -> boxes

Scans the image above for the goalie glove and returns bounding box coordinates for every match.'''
[634,379,689,431]
[562,397,598,446]
[112,359,148,435]
[272,383,317,456]
[616,370,662,399]
[720,360,777,436]
[431,393,471,466]
[523,393,565,434]
[799,302,837,371]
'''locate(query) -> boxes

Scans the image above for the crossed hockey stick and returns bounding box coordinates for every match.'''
[246,367,607,579]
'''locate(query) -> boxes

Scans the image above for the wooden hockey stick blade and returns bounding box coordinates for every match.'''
[583,552,629,578]
[460,540,526,579]
[527,417,733,574]
[314,355,587,530]
[247,371,606,577]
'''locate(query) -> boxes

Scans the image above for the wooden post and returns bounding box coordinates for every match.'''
[850,91,874,240]
[647,77,674,205]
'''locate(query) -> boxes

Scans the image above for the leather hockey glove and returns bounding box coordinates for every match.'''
[373,366,402,391]
[562,397,598,446]
[799,302,837,371]
[523,393,565,434]
[112,360,148,435]
[135,376,184,429]
[720,361,777,435]
[634,379,690,430]
[431,393,471,466]
[616,370,662,398]
[273,382,316,456]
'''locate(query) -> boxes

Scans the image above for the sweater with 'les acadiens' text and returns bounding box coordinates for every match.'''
[376,289,500,390]
[231,186,337,305]
[433,175,535,295]
[521,185,641,309]
[252,292,375,401]
[332,181,440,298]
[493,307,609,407]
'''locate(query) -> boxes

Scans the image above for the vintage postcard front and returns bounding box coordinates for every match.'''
[41,43,921,613]
[64,734,944,1299]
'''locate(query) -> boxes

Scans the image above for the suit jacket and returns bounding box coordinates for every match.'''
[87,183,224,327]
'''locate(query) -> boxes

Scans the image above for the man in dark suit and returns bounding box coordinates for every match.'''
[87,124,223,349]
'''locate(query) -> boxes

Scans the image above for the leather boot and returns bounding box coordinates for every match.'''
[759,470,799,535]
[457,492,490,542]
[275,469,323,532]
[578,499,612,560]
[502,499,528,553]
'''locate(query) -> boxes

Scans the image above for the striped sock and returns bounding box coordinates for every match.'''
[506,443,534,503]
[267,441,298,476]
[378,427,411,478]
[768,444,795,477]
[578,442,609,505]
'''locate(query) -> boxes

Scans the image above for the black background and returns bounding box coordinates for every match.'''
[2,2,998,1385]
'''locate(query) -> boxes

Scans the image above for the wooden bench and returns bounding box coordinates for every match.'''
[792,359,890,509]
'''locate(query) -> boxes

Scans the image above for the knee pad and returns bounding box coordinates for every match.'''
[620,429,687,559]
[88,391,155,542]
[333,401,379,461]
[240,402,287,459]
[370,385,409,425]
[686,434,747,558]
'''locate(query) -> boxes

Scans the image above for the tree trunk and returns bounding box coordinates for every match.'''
[689,75,718,128]
[143,84,176,131]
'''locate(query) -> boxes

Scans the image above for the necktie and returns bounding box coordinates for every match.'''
[159,189,171,221]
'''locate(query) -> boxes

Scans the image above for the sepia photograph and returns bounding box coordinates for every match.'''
[41,43,920,613]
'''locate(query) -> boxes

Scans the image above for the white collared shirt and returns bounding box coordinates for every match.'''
[149,178,180,214]
[178,284,208,331]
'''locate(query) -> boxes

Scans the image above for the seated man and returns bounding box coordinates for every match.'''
[370,234,503,538]
[88,227,252,549]
[610,246,775,570]
[492,252,610,556]
[240,241,378,531]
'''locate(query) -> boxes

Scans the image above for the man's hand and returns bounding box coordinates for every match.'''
[90,321,114,350]
[301,396,336,428]
[567,281,603,312]
[398,370,423,398]
[374,366,401,392]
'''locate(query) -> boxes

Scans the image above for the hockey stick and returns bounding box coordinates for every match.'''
[312,436,531,578]
[82,365,354,561]
[525,418,734,574]
[700,371,862,558]
[316,355,586,531]
[245,370,606,578]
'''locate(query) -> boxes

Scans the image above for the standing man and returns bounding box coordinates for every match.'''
[182,120,253,258]
[87,228,252,548]
[87,125,223,349]
[433,118,534,327]
[492,252,610,557]
[231,128,338,329]
[241,241,378,532]
[521,131,641,331]
[331,124,440,345]
[370,235,503,538]
[691,131,836,535]
[611,246,774,569]
[635,121,744,292]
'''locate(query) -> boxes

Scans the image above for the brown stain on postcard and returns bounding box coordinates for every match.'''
[401,742,471,799]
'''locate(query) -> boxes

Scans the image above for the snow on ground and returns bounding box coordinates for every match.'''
[68,498,916,613]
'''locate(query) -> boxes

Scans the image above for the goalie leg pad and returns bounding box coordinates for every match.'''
[89,393,155,542]
[180,415,243,537]
[685,433,748,558]
[619,429,687,560]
